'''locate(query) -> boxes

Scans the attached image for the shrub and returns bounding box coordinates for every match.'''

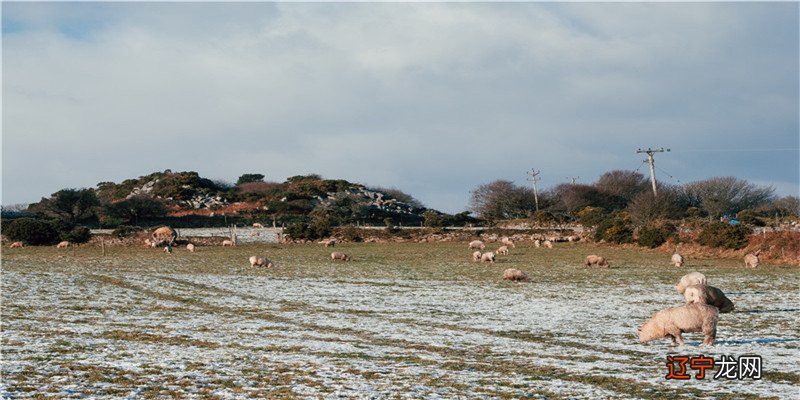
[594,215,634,244]
[637,225,675,248]
[698,222,751,250]
[575,207,606,228]
[423,210,446,228]
[736,209,766,227]
[61,226,92,244]
[336,225,363,242]
[1,218,60,245]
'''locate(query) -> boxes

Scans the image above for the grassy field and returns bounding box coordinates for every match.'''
[2,241,798,399]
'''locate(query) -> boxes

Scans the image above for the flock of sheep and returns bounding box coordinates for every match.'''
[11,225,767,347]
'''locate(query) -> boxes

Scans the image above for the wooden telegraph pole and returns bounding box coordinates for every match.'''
[526,169,541,212]
[636,147,670,197]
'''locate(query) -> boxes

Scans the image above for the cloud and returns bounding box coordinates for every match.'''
[2,2,797,212]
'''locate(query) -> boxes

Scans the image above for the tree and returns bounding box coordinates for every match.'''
[548,183,625,213]
[756,196,800,218]
[594,170,649,204]
[236,173,265,186]
[28,188,100,224]
[422,210,446,227]
[470,180,535,220]
[627,186,683,227]
[103,196,168,225]
[682,177,775,218]
[1,218,60,245]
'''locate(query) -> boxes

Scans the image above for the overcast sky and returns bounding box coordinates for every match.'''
[2,2,798,213]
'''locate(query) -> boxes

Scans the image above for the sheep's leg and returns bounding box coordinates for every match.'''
[674,332,686,346]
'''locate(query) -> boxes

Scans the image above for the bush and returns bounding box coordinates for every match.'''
[594,215,634,244]
[112,225,144,238]
[698,222,751,250]
[422,210,446,228]
[736,209,766,227]
[1,218,60,245]
[637,225,675,248]
[336,225,363,242]
[61,226,92,244]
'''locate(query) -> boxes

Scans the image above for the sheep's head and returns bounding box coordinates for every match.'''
[638,316,663,344]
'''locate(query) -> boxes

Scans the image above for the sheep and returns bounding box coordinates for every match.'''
[744,250,760,268]
[252,223,264,228]
[543,240,553,249]
[584,255,609,268]
[222,239,235,247]
[533,239,541,248]
[503,268,529,282]
[671,253,685,267]
[683,284,735,313]
[472,250,482,262]
[675,272,707,294]
[186,243,195,252]
[249,256,274,268]
[638,303,718,346]
[56,241,70,248]
[497,245,509,256]
[163,245,172,254]
[480,252,496,263]
[151,226,177,246]
[9,242,23,248]
[501,237,516,248]
[468,240,486,250]
[324,239,337,248]
[331,252,351,262]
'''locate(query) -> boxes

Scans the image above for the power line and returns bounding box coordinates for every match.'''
[636,147,670,197]
[678,148,799,153]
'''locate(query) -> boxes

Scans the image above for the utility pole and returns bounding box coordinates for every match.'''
[526,169,541,212]
[636,147,670,197]
[567,176,579,185]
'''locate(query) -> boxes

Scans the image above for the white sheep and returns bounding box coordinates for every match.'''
[543,240,553,249]
[324,239,337,248]
[468,240,486,250]
[222,239,235,247]
[480,252,496,263]
[671,252,685,267]
[252,223,264,228]
[331,252,351,262]
[533,239,541,248]
[56,241,70,248]
[497,245,509,256]
[9,242,23,248]
[501,237,516,248]
[744,250,760,268]
[675,272,708,294]
[186,243,195,252]
[472,250,482,262]
[503,268,529,282]
[249,256,274,268]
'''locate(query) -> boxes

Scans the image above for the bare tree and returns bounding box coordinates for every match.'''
[682,177,775,218]
[627,186,683,226]
[595,170,649,203]
[470,180,535,220]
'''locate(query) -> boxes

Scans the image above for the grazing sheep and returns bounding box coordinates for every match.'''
[501,237,516,248]
[9,242,23,248]
[503,268,529,282]
[675,272,708,294]
[222,239,235,247]
[683,284,735,313]
[472,250,482,262]
[469,240,486,250]
[533,239,541,248]
[151,226,177,246]
[497,245,509,256]
[252,223,264,228]
[671,253,685,267]
[584,255,609,267]
[331,252,351,262]
[543,240,553,249]
[56,241,70,248]
[480,252,496,263]
[249,256,274,268]
[324,239,337,248]
[638,303,719,346]
[744,250,760,268]
[186,243,195,252]
[144,239,154,248]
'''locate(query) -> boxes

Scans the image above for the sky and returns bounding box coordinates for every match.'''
[2,2,798,213]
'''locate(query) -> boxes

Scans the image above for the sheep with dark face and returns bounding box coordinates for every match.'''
[249,256,274,268]
[472,251,482,262]
[683,284,735,313]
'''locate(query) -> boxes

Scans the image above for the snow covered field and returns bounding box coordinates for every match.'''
[2,242,798,398]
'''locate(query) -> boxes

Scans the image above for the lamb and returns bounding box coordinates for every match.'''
[186,243,195,252]
[584,255,609,267]
[638,303,718,346]
[56,241,70,248]
[744,250,760,268]
[331,252,351,262]
[502,268,529,282]
[671,252,685,267]
[468,240,486,250]
[249,256,274,268]
[501,237,516,248]
[497,245,509,256]
[480,252,496,263]
[683,284,735,313]
[9,242,23,248]
[675,272,707,294]
[222,239,235,247]
[543,240,553,249]
[472,251,482,262]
